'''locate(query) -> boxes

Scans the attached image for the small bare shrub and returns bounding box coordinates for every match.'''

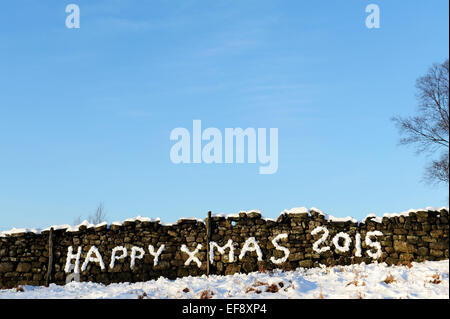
[430,273,442,284]
[13,285,24,292]
[137,292,147,299]
[383,274,397,284]
[319,288,325,299]
[266,283,279,293]
[200,290,214,299]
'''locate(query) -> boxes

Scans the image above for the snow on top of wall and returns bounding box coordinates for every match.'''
[279,207,358,223]
[278,206,449,225]
[212,209,261,219]
[282,207,309,215]
[329,216,358,223]
[0,220,114,237]
[177,217,205,222]
[278,207,359,223]
[362,206,448,224]
[0,227,41,237]
[111,216,161,227]
[212,213,238,218]
[1,206,448,237]
[362,214,383,224]
[310,207,325,215]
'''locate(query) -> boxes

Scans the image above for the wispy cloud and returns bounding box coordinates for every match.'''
[121,109,152,118]
[194,14,280,57]
[96,17,154,32]
[243,84,308,92]
[91,16,183,33]
[199,39,259,57]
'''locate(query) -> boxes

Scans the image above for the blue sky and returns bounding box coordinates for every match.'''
[0,0,449,230]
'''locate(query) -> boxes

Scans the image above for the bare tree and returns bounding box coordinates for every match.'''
[88,202,107,224]
[73,215,82,225]
[393,59,449,185]
[72,203,107,225]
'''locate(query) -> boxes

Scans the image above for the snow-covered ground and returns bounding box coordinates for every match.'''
[1,260,448,299]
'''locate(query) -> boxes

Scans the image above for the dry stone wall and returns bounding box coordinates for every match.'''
[0,207,448,288]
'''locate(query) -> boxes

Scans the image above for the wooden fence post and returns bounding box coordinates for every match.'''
[45,227,54,287]
[206,211,212,276]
